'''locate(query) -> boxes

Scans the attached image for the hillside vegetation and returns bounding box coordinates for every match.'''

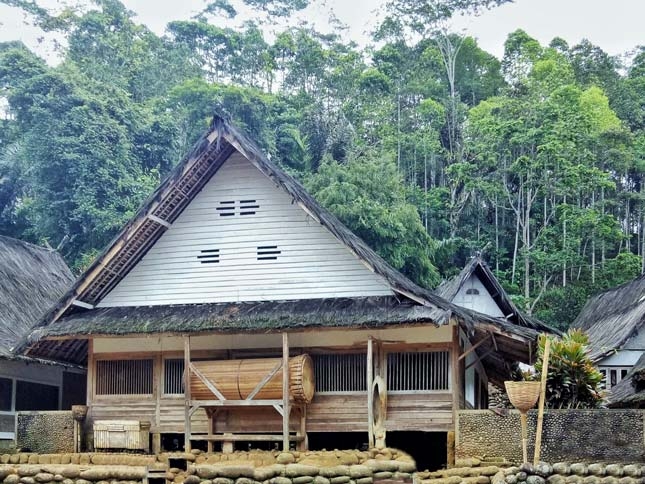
[1,0,644,329]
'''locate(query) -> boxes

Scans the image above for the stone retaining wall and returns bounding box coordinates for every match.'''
[16,413,74,455]
[0,449,415,484]
[456,410,645,464]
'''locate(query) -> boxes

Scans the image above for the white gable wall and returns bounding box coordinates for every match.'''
[99,152,393,307]
[452,274,505,318]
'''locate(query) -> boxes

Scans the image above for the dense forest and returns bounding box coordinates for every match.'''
[0,0,643,329]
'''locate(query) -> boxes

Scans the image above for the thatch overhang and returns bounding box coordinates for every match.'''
[0,235,77,366]
[436,255,556,334]
[571,274,645,361]
[16,115,541,384]
[22,297,539,386]
[608,353,645,408]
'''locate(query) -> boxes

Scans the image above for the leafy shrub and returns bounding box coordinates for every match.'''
[533,329,605,408]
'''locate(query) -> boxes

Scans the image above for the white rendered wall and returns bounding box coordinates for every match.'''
[452,274,505,318]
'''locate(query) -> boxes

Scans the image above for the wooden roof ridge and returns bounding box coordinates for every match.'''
[0,235,74,358]
[435,255,556,333]
[15,116,463,348]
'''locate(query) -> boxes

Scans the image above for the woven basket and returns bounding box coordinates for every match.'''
[504,381,541,412]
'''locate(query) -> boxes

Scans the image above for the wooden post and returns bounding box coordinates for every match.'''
[282,332,290,451]
[86,338,94,406]
[297,405,308,451]
[533,338,551,465]
[184,336,192,453]
[206,408,215,453]
[451,325,461,422]
[367,336,374,448]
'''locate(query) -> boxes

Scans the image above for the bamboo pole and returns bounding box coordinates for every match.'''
[520,412,528,464]
[282,332,290,451]
[184,336,192,452]
[533,338,551,465]
[367,336,374,448]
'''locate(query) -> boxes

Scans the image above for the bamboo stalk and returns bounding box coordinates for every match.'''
[533,338,551,465]
[520,412,528,464]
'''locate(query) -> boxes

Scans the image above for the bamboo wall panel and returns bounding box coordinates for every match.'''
[99,153,393,307]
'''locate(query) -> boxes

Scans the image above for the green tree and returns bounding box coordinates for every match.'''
[305,153,441,288]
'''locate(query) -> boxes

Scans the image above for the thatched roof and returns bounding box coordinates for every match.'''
[608,352,645,408]
[571,274,645,360]
[435,255,554,333]
[17,116,540,381]
[0,236,74,359]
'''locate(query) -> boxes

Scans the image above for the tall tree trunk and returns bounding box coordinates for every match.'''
[591,191,596,285]
[562,194,567,287]
[495,195,500,273]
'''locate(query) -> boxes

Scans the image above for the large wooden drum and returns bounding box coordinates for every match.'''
[190,354,315,403]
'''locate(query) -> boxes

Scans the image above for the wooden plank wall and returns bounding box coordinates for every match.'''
[89,393,453,435]
[98,152,393,307]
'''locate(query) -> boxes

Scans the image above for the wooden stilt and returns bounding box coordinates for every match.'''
[206,408,215,453]
[184,336,192,452]
[533,338,551,465]
[367,336,374,448]
[451,325,461,422]
[297,405,308,451]
[282,332,290,451]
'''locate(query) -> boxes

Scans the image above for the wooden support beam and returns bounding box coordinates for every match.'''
[367,336,374,448]
[451,326,461,419]
[297,405,307,451]
[184,336,192,453]
[146,214,171,228]
[190,399,284,407]
[190,363,227,401]
[458,334,492,361]
[464,348,496,371]
[206,408,216,453]
[71,299,94,310]
[191,434,305,442]
[273,404,284,417]
[282,332,290,451]
[246,361,282,401]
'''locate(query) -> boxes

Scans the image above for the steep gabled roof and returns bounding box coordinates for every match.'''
[17,116,540,376]
[435,255,553,333]
[0,236,74,358]
[571,274,645,360]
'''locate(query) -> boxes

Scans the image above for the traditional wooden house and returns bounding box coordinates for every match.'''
[0,236,85,447]
[572,274,645,391]
[17,116,541,465]
[435,255,553,409]
[607,353,645,408]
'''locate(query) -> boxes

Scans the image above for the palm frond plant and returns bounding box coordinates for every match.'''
[533,329,605,409]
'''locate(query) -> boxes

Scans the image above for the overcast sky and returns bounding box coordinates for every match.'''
[0,0,643,62]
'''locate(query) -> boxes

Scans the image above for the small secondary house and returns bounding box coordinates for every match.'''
[0,236,85,447]
[18,116,542,465]
[436,255,553,409]
[572,274,645,392]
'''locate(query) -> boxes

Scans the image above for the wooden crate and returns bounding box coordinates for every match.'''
[93,420,151,452]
